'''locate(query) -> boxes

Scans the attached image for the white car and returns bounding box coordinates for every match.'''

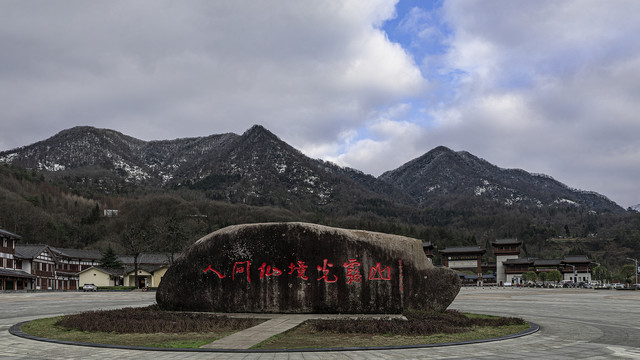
[82,283,98,292]
[610,283,625,289]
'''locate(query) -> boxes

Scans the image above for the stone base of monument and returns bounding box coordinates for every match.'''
[157,222,461,314]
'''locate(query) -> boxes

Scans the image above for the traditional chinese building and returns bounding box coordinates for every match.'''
[533,259,562,274]
[502,256,595,285]
[561,255,593,283]
[0,229,35,290]
[422,241,436,263]
[439,246,486,286]
[48,247,102,290]
[491,238,522,286]
[502,258,534,285]
[13,244,102,290]
[15,244,58,290]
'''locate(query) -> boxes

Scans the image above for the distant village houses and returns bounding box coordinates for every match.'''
[0,227,170,291]
[436,239,595,286]
[2,226,598,291]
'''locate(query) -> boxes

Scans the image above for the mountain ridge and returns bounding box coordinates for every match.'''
[378,146,621,212]
[0,125,624,213]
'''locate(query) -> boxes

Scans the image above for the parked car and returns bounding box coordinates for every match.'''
[610,283,625,289]
[559,280,575,288]
[82,283,97,292]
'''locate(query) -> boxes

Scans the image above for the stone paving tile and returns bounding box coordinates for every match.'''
[2,288,640,359]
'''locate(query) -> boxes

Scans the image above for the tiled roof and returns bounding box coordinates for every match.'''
[440,246,486,254]
[0,228,21,239]
[119,253,172,266]
[503,258,535,264]
[563,255,592,263]
[124,264,169,274]
[0,268,35,278]
[50,247,102,260]
[14,244,49,259]
[79,266,124,276]
[534,259,562,266]
[492,238,521,245]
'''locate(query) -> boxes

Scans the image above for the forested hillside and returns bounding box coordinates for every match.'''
[1,162,638,272]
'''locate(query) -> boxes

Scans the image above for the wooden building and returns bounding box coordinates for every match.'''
[48,247,102,290]
[0,229,35,290]
[15,244,57,290]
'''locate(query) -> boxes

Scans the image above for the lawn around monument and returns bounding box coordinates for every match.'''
[19,306,530,350]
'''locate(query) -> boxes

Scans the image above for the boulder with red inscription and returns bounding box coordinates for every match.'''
[156,222,460,313]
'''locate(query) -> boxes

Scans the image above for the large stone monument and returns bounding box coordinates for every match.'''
[157,222,460,314]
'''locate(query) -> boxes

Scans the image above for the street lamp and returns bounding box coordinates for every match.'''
[627,258,638,288]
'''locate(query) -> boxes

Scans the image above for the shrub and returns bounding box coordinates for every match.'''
[308,310,525,336]
[55,305,262,333]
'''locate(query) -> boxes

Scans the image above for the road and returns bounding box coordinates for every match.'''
[1,287,639,359]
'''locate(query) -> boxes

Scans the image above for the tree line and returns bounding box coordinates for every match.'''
[1,163,639,274]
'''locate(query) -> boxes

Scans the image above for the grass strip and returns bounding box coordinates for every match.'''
[21,317,223,348]
[252,322,529,349]
[254,311,530,349]
[21,306,265,348]
[19,308,529,350]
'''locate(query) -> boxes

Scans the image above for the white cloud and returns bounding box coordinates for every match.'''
[413,0,640,207]
[2,0,640,208]
[0,0,424,152]
[326,106,426,175]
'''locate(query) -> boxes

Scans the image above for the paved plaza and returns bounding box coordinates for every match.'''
[1,287,639,359]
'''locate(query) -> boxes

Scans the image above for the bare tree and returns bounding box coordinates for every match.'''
[119,210,154,288]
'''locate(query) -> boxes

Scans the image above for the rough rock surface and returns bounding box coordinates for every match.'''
[157,222,460,313]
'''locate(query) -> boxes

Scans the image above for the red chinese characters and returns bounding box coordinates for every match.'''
[258,262,282,279]
[203,258,401,285]
[316,259,338,283]
[368,262,391,281]
[232,261,251,282]
[202,264,226,278]
[288,261,309,280]
[343,258,362,284]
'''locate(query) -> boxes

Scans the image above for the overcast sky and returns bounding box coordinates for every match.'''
[1,1,639,207]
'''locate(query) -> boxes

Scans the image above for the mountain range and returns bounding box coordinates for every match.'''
[0,125,624,214]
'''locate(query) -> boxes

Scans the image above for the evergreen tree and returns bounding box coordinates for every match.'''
[99,246,123,269]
